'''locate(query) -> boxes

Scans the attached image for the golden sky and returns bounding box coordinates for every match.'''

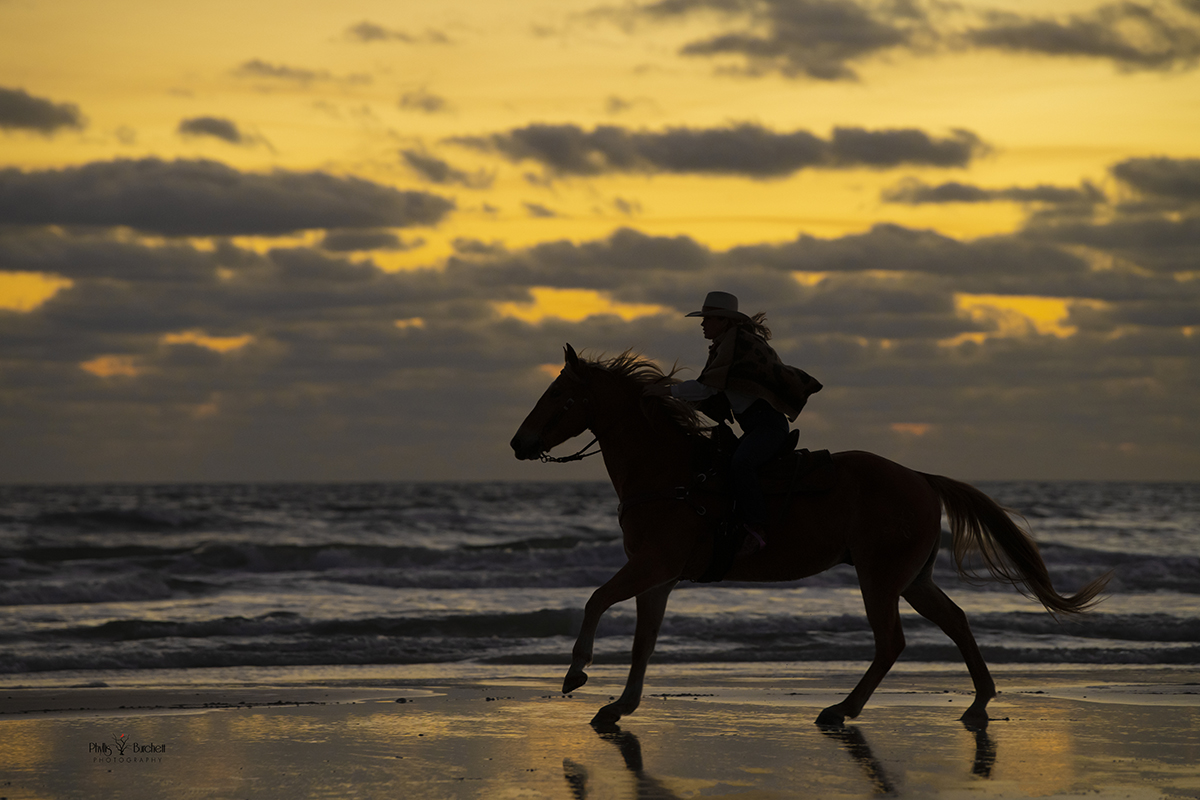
[2,0,1199,481]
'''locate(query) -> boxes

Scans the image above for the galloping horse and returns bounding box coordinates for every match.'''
[511,345,1108,727]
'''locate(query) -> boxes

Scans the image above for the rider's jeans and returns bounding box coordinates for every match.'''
[731,399,789,527]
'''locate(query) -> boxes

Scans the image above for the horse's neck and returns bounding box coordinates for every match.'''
[592,390,692,499]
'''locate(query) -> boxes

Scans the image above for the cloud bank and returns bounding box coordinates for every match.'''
[4,154,1196,481]
[0,158,455,236]
[454,123,985,178]
[604,0,1200,78]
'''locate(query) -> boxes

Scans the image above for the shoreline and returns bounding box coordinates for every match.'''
[1,663,1197,799]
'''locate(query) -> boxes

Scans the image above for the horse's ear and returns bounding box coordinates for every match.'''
[564,343,579,369]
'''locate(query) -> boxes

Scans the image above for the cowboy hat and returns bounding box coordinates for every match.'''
[685,291,750,322]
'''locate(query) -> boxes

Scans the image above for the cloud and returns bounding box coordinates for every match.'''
[453,238,507,256]
[233,59,371,86]
[1017,156,1200,273]
[3,210,1198,481]
[401,149,493,188]
[1110,156,1200,202]
[618,0,932,81]
[524,202,559,218]
[611,196,643,216]
[177,116,252,145]
[1029,214,1200,274]
[0,158,455,236]
[319,230,422,252]
[883,178,1105,206]
[344,20,450,44]
[452,122,985,178]
[601,0,1200,80]
[399,88,450,114]
[0,86,85,133]
[966,1,1200,71]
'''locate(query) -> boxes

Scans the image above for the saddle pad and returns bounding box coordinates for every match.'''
[762,448,837,494]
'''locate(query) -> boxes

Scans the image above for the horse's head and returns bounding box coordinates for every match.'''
[511,344,594,461]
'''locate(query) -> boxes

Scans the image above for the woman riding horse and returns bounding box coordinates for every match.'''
[512,344,1108,727]
[644,291,822,549]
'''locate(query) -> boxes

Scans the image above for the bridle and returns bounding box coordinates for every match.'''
[536,373,602,464]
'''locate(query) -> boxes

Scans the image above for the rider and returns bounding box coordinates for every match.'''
[645,291,821,549]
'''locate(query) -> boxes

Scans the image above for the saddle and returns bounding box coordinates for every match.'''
[698,423,837,496]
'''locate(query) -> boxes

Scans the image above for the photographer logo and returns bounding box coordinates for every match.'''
[89,732,168,764]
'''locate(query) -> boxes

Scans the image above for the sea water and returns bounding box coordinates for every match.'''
[1,481,1197,688]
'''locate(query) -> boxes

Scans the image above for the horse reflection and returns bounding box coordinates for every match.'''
[820,721,997,793]
[563,724,681,800]
[564,721,997,798]
[968,722,997,778]
[820,725,896,794]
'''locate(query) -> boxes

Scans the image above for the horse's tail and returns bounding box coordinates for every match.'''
[922,472,1110,616]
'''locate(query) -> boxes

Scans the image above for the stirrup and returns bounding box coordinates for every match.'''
[743,524,766,550]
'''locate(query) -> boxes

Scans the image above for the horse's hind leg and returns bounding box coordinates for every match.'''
[902,575,996,726]
[591,580,678,726]
[817,583,905,726]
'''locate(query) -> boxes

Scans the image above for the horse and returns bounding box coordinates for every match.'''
[510,345,1109,728]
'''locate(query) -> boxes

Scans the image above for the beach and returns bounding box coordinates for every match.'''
[2,481,1197,797]
[2,663,1197,799]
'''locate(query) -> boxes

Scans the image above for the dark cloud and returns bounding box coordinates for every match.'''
[883,178,1105,205]
[344,20,450,43]
[1018,156,1200,272]
[1029,214,1200,273]
[602,0,1200,80]
[401,149,493,188]
[0,158,455,236]
[452,122,985,178]
[3,212,1198,481]
[625,0,931,81]
[177,116,249,145]
[453,238,507,256]
[233,59,371,86]
[0,86,85,133]
[1111,156,1200,202]
[966,1,1200,71]
[319,230,421,252]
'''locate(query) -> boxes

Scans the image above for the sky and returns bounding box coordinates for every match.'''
[1,0,1198,483]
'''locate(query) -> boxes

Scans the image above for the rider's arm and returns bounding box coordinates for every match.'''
[670,380,720,402]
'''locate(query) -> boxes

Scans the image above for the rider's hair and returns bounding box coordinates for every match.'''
[738,312,771,341]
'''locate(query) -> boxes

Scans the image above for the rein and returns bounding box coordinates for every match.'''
[540,436,601,463]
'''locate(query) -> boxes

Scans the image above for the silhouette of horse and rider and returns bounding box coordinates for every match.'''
[511,291,1108,729]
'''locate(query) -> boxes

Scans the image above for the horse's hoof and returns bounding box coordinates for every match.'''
[591,704,624,725]
[960,706,990,730]
[563,671,589,694]
[815,706,846,727]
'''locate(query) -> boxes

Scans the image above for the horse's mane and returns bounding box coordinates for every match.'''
[579,350,709,435]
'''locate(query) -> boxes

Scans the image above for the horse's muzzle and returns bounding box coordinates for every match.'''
[510,431,543,461]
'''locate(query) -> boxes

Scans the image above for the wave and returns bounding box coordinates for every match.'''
[6,610,1198,674]
[2,537,1196,607]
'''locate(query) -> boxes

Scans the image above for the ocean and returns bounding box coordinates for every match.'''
[1,481,1198,689]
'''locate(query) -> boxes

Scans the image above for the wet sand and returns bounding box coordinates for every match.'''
[1,664,1197,799]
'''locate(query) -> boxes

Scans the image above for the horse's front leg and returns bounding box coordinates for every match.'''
[563,558,679,695]
[591,580,678,725]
